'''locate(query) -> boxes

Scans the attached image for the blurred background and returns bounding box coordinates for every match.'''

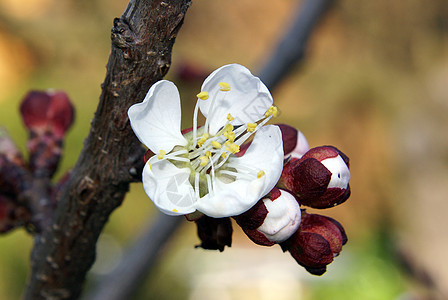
[1,0,447,299]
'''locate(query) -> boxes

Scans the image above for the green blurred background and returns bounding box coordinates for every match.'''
[1,0,447,299]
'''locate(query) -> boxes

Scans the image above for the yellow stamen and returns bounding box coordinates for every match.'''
[227,113,234,121]
[219,82,231,91]
[223,131,235,142]
[205,150,211,157]
[172,209,178,212]
[225,141,240,154]
[265,105,279,117]
[247,123,257,132]
[197,133,209,146]
[197,91,209,100]
[257,170,265,178]
[211,141,222,149]
[221,152,228,158]
[158,150,166,160]
[224,123,234,132]
[148,162,152,170]
[200,156,209,166]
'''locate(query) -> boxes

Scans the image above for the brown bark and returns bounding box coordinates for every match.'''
[24,1,191,299]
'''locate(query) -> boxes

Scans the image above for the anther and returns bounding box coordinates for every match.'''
[257,170,265,178]
[221,152,228,158]
[158,150,166,160]
[198,133,209,146]
[223,131,235,142]
[148,162,153,170]
[265,105,279,117]
[211,141,222,149]
[227,113,234,121]
[247,123,257,132]
[219,82,231,91]
[224,123,233,132]
[205,150,212,157]
[197,91,209,100]
[172,209,178,212]
[200,156,209,166]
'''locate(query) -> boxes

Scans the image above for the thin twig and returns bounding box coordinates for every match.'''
[258,0,334,90]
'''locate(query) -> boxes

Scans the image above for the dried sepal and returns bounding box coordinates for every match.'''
[195,215,233,252]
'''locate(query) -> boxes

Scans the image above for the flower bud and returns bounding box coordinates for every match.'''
[20,90,75,178]
[279,146,351,209]
[234,188,301,246]
[20,90,74,138]
[277,124,309,159]
[280,212,347,275]
[195,216,233,252]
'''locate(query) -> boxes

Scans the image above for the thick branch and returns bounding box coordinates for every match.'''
[24,1,191,299]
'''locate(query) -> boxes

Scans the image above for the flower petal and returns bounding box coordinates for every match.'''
[142,156,196,216]
[195,125,283,217]
[199,64,273,135]
[128,80,187,154]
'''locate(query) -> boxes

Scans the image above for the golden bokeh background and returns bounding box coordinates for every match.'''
[1,0,447,299]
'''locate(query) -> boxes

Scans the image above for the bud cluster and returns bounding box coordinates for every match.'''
[0,90,74,234]
[192,123,351,275]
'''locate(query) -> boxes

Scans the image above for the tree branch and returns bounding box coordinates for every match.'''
[84,214,183,300]
[24,1,191,299]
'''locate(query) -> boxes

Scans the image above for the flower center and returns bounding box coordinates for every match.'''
[151,82,278,199]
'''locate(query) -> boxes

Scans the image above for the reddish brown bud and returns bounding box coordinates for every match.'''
[195,216,233,252]
[20,90,74,138]
[278,146,351,209]
[234,188,301,246]
[281,212,347,275]
[20,90,75,178]
[277,124,309,158]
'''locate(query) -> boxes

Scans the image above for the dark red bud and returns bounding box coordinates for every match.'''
[277,124,298,155]
[299,146,339,163]
[195,216,233,252]
[20,90,74,138]
[279,146,351,209]
[279,157,331,198]
[281,212,347,275]
[233,197,275,246]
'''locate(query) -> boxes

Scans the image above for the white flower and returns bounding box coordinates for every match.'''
[128,64,284,217]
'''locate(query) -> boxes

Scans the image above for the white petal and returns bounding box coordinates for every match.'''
[320,155,351,189]
[258,190,301,243]
[128,80,187,154]
[199,64,273,135]
[195,125,283,217]
[142,156,196,216]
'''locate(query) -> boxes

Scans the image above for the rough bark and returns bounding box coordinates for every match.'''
[24,1,191,299]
